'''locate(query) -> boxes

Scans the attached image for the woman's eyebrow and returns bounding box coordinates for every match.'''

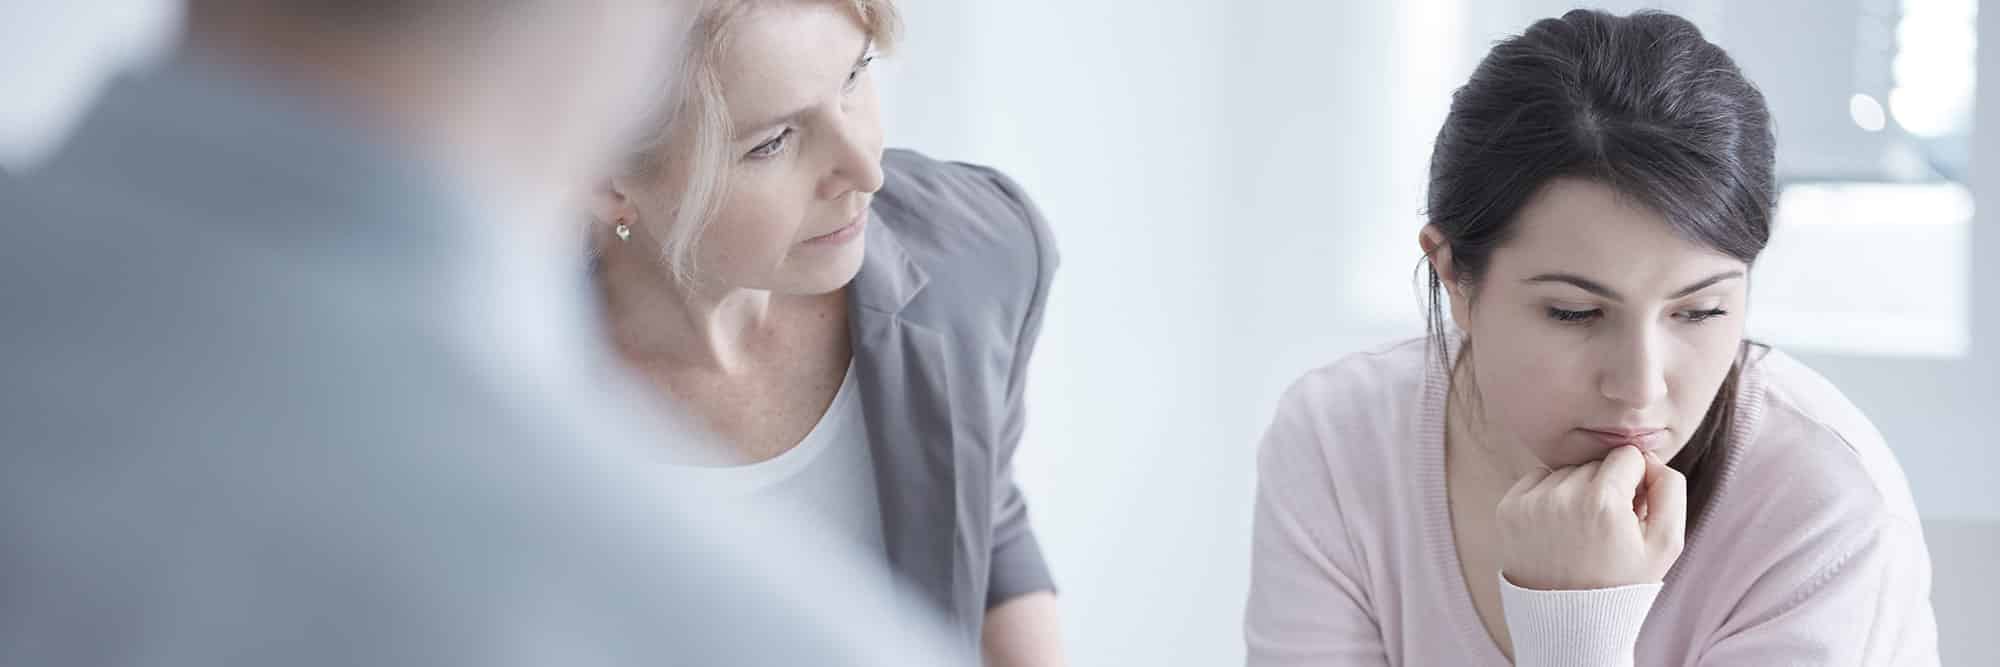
[1523,270,1744,301]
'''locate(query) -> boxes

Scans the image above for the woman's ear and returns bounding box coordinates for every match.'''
[1419,225,1457,284]
[1420,225,1474,328]
[587,177,641,228]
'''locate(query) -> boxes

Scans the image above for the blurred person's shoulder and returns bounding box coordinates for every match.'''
[1263,337,1434,471]
[871,148,1057,333]
[0,66,589,498]
[0,164,260,344]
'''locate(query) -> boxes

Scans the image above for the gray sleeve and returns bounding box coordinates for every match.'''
[965,163,1061,608]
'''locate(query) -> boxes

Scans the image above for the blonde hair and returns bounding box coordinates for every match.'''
[622,0,901,282]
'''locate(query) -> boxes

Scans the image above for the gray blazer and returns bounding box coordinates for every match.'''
[0,64,960,666]
[857,149,1060,646]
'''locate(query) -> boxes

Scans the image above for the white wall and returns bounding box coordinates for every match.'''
[0,1,177,170]
[1222,0,1471,451]
[888,0,1475,661]
[882,2,1239,664]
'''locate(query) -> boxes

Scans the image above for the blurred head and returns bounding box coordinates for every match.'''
[589,0,901,294]
[1420,10,1775,496]
[182,0,686,214]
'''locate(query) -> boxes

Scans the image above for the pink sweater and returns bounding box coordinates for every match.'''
[1246,338,1938,666]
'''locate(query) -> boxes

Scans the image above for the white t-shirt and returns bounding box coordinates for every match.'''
[672,362,889,561]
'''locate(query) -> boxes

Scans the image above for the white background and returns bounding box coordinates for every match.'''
[5,1,1994,664]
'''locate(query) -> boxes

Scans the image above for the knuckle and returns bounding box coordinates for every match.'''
[1661,537,1687,560]
[1543,487,1575,511]
[1498,492,1540,522]
[1591,488,1625,513]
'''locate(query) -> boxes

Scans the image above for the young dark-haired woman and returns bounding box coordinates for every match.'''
[1245,10,1937,666]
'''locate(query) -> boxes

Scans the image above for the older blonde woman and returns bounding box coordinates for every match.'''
[584,1,1065,664]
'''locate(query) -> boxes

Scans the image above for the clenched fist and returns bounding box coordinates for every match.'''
[1497,445,1687,591]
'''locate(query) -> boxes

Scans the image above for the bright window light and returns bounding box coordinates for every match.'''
[1890,0,1978,137]
[1850,93,1887,132]
[1749,182,1972,359]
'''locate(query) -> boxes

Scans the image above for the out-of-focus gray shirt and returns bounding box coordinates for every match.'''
[0,60,959,667]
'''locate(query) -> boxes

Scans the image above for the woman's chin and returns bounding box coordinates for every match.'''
[775,254,866,296]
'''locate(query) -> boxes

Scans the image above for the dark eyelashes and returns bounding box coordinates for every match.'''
[1545,307,1730,325]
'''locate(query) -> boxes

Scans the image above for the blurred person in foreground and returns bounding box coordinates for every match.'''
[0,1,955,665]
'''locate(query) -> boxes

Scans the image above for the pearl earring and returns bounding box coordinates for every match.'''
[614,221,631,242]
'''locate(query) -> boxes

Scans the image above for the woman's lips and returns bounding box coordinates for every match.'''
[1580,427,1667,450]
[804,210,867,245]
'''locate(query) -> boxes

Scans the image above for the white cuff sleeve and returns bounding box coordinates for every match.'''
[1498,573,1661,667]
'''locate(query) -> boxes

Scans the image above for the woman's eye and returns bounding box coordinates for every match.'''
[747,128,794,159]
[1678,308,1730,324]
[1547,306,1602,323]
[845,54,877,90]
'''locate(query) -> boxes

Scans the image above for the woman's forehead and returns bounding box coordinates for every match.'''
[1495,179,1746,288]
[716,3,869,130]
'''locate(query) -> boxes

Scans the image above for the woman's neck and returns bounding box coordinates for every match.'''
[593,242,791,374]
[1444,360,1546,487]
